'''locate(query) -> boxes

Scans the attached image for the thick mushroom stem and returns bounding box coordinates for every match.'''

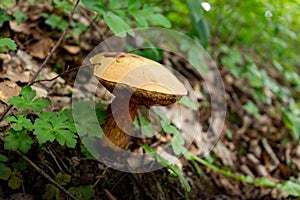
[101,94,139,150]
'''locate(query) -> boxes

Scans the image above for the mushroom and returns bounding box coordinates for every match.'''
[90,52,187,150]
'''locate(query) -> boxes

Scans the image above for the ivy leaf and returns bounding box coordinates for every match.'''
[4,129,34,153]
[8,86,50,112]
[104,11,134,37]
[6,115,33,131]
[33,112,77,148]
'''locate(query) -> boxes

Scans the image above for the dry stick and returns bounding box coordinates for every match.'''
[29,63,98,85]
[16,151,77,200]
[0,0,80,122]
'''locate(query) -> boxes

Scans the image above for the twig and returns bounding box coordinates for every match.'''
[28,0,80,85]
[29,63,97,85]
[16,150,77,200]
[0,0,80,122]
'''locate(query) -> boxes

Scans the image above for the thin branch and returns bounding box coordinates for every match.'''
[16,150,77,200]
[0,0,80,122]
[29,63,98,85]
[28,0,80,85]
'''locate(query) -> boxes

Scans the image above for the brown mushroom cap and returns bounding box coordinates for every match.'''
[90,52,187,106]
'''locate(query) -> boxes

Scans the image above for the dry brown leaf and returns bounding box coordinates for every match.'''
[63,45,81,54]
[0,81,21,103]
[9,21,30,34]
[27,38,54,59]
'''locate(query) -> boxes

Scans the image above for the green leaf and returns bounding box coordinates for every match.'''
[130,11,148,27]
[163,123,179,135]
[4,129,34,153]
[178,96,198,111]
[0,9,12,26]
[68,185,95,200]
[188,48,208,74]
[134,114,154,137]
[31,98,51,112]
[128,0,141,11]
[55,172,71,186]
[53,0,72,13]
[103,11,134,37]
[0,165,11,180]
[171,133,186,155]
[8,86,50,111]
[142,144,191,192]
[278,180,300,196]
[12,10,27,24]
[186,0,203,23]
[0,163,7,177]
[0,154,8,162]
[243,101,261,119]
[81,0,105,14]
[146,13,171,28]
[44,14,68,32]
[8,173,22,189]
[73,101,104,138]
[6,115,33,131]
[0,38,17,52]
[33,112,77,148]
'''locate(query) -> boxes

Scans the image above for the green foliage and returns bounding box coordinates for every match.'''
[4,129,34,153]
[43,172,71,200]
[179,96,198,111]
[0,167,23,190]
[33,111,77,148]
[282,102,300,141]
[142,144,191,192]
[68,185,95,200]
[8,86,50,112]
[134,114,154,137]
[0,38,17,53]
[81,0,172,37]
[243,101,262,119]
[191,154,300,197]
[103,11,134,37]
[12,10,27,24]
[0,9,13,26]
[41,13,68,32]
[6,115,33,131]
[187,0,210,48]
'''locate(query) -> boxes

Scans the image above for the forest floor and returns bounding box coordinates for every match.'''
[0,1,299,200]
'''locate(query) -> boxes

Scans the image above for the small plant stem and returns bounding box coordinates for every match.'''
[190,154,277,188]
[16,150,77,200]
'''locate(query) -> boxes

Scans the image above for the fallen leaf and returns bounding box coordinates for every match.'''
[0,81,21,103]
[27,38,54,59]
[63,45,81,54]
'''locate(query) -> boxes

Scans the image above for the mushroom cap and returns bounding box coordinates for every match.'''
[90,52,187,106]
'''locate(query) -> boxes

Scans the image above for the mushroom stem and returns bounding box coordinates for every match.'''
[101,94,139,150]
